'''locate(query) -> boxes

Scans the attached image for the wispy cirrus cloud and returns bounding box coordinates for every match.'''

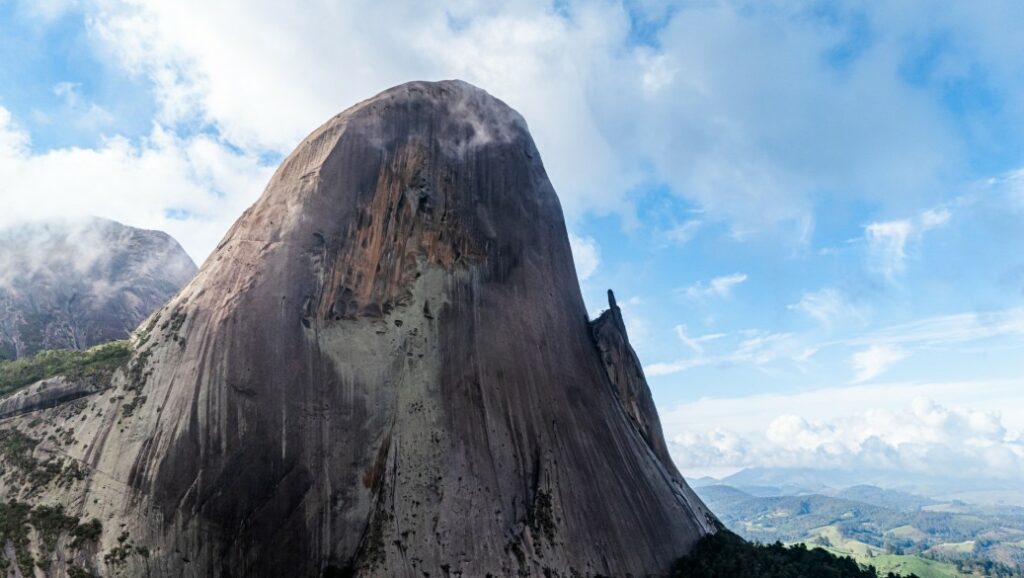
[864,205,954,281]
[850,344,908,383]
[647,306,1024,380]
[674,325,726,355]
[661,219,702,246]
[51,82,116,132]
[849,307,1024,348]
[789,288,864,328]
[646,329,815,377]
[682,273,748,300]
[865,219,913,280]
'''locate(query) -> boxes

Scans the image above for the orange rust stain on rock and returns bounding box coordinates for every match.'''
[316,143,485,323]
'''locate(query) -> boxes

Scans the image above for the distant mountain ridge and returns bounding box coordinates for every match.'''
[701,466,1024,506]
[833,485,938,512]
[0,217,196,359]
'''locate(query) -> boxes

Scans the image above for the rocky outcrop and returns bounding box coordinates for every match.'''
[0,80,715,577]
[0,218,197,359]
[591,289,677,471]
[0,377,99,420]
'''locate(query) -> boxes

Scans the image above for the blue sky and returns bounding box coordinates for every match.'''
[1,0,1022,484]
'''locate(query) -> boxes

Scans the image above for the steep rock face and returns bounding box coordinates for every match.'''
[0,218,197,359]
[0,80,715,577]
[591,290,677,472]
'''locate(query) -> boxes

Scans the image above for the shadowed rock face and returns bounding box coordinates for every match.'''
[0,80,714,577]
[591,289,678,472]
[0,218,197,359]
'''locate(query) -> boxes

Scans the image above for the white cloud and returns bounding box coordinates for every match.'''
[11,0,77,21]
[568,232,600,281]
[645,357,708,377]
[0,105,272,262]
[865,219,912,280]
[661,380,1024,482]
[0,108,30,157]
[735,331,818,365]
[646,329,815,377]
[33,0,1003,243]
[53,81,80,103]
[51,81,116,133]
[648,305,1024,378]
[83,0,644,222]
[639,51,675,96]
[663,219,702,245]
[850,344,908,383]
[633,1,963,237]
[920,207,952,229]
[673,325,725,355]
[684,273,748,300]
[972,170,1024,222]
[864,206,954,280]
[1007,170,1024,206]
[851,307,1024,348]
[789,288,863,327]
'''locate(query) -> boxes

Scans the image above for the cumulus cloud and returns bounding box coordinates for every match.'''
[80,0,645,222]
[683,273,748,300]
[0,105,272,262]
[12,0,1012,245]
[663,387,1024,482]
[850,344,908,382]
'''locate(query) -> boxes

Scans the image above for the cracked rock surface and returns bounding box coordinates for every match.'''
[0,80,715,577]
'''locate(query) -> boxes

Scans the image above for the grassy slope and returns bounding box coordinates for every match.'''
[808,540,965,578]
[865,555,962,578]
[676,529,898,578]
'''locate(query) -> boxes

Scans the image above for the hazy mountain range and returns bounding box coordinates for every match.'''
[695,469,1024,577]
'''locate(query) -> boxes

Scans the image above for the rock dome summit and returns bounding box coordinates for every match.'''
[0,80,714,577]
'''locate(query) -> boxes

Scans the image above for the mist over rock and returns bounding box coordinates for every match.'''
[0,80,714,577]
[0,217,197,359]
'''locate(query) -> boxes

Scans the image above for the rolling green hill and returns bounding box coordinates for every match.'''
[697,484,1024,578]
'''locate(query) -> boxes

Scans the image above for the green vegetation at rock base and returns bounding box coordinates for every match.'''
[0,340,131,397]
[0,500,102,576]
[674,529,920,578]
[696,482,1024,577]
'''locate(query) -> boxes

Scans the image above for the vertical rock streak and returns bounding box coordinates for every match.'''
[0,81,714,578]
